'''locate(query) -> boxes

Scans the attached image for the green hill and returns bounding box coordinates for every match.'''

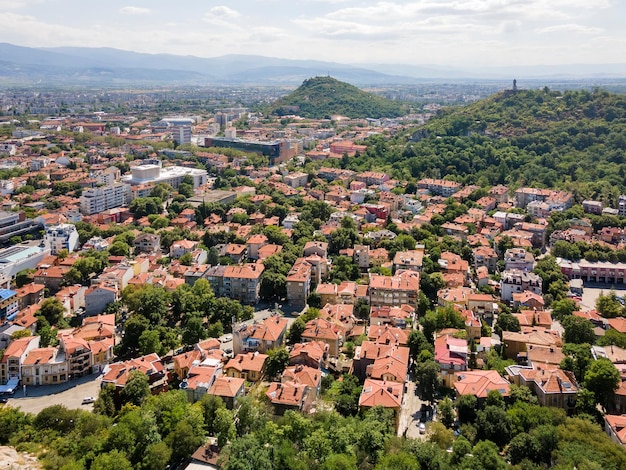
[343,88,626,204]
[269,76,406,119]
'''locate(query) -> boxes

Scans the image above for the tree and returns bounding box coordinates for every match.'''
[179,252,193,266]
[407,329,433,363]
[141,441,172,470]
[494,312,520,337]
[15,269,34,288]
[265,347,290,379]
[121,370,151,407]
[36,298,65,326]
[375,452,419,470]
[470,440,506,470]
[438,397,455,428]
[93,383,117,417]
[334,374,362,417]
[596,291,624,318]
[428,421,454,450]
[475,405,511,448]
[91,450,133,470]
[138,329,162,356]
[286,318,306,345]
[182,315,208,345]
[562,315,595,344]
[584,357,620,411]
[507,432,539,465]
[551,298,577,321]
[560,343,594,382]
[109,241,131,257]
[220,434,272,470]
[456,394,477,424]
[259,272,287,300]
[415,360,440,403]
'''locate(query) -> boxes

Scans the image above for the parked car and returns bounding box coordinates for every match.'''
[221,334,233,343]
[82,396,96,404]
[419,422,426,434]
[0,397,8,404]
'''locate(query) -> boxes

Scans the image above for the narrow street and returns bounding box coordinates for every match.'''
[397,379,426,439]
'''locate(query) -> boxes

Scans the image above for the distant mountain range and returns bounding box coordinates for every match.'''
[0,42,625,86]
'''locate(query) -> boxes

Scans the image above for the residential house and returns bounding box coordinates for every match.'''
[224,352,267,382]
[246,234,268,260]
[473,246,498,273]
[369,271,420,308]
[20,347,68,386]
[303,241,328,258]
[501,330,561,360]
[393,248,425,273]
[183,361,223,403]
[286,258,312,307]
[266,380,311,415]
[301,318,343,357]
[359,379,403,429]
[453,370,511,405]
[605,415,626,446]
[84,285,117,316]
[289,341,327,369]
[367,324,409,346]
[33,265,71,293]
[59,335,92,379]
[512,291,545,311]
[102,353,167,395]
[223,263,264,304]
[435,334,468,386]
[369,305,415,329]
[15,283,45,311]
[0,335,40,383]
[169,239,199,259]
[133,233,161,254]
[518,368,577,411]
[208,376,246,409]
[504,248,535,272]
[468,293,498,319]
[233,315,288,355]
[500,270,542,303]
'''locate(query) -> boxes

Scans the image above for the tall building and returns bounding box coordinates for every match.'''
[79,183,131,215]
[176,126,192,145]
[44,224,80,255]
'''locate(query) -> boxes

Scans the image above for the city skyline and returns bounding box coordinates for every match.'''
[0,0,624,68]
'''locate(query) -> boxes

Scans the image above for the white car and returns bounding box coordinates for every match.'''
[419,422,426,434]
[221,334,233,343]
[82,396,96,404]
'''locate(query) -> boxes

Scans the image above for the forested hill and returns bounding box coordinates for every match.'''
[351,88,626,205]
[269,76,407,119]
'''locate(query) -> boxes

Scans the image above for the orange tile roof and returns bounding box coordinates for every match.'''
[208,376,245,398]
[454,370,510,398]
[266,381,308,406]
[359,379,403,408]
[225,352,268,373]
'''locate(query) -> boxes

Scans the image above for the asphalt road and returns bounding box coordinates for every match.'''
[4,373,102,415]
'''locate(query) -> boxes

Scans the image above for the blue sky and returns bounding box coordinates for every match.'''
[0,0,624,66]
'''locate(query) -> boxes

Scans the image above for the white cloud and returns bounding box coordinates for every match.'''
[206,5,240,19]
[119,6,151,15]
[537,23,604,34]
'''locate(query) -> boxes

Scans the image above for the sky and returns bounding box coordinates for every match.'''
[0,0,624,67]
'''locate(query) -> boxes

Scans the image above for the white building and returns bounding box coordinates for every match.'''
[176,126,192,145]
[44,224,80,255]
[79,183,131,215]
[500,270,542,303]
[122,162,208,190]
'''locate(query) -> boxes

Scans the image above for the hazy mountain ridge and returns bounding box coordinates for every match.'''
[0,42,625,86]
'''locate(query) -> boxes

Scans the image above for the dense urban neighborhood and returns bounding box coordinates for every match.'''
[0,81,626,469]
